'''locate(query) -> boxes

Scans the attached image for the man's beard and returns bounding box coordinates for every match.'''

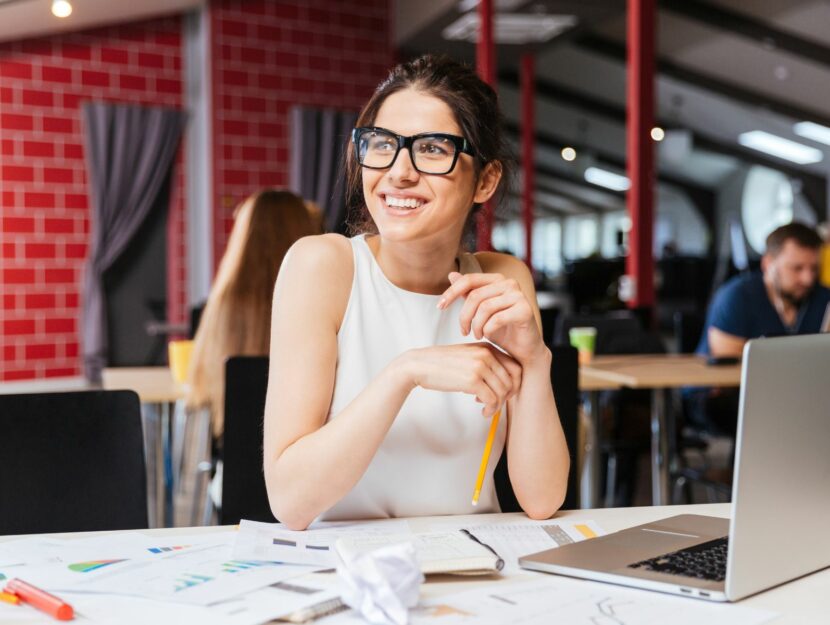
[778,285,813,307]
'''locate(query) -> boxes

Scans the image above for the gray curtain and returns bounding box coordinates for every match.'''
[289,106,357,233]
[81,102,186,382]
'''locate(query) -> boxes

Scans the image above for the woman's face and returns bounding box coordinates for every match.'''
[361,88,497,246]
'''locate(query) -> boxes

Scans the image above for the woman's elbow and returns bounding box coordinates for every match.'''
[264,471,316,530]
[523,494,565,520]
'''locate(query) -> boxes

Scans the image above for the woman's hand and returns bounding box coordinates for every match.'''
[437,272,546,366]
[397,342,522,417]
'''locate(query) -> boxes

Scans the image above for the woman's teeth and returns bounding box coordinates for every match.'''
[385,196,423,209]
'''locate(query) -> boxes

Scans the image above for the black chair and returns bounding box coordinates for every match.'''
[673,310,706,354]
[221,356,276,525]
[495,345,579,512]
[0,390,148,535]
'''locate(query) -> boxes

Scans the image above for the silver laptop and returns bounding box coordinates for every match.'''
[520,334,830,601]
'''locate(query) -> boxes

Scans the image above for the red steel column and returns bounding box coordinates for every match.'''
[476,0,495,251]
[521,53,535,267]
[626,0,656,310]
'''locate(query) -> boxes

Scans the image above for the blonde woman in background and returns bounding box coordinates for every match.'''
[187,189,320,441]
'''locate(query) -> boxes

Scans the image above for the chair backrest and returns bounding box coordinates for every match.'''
[0,390,148,535]
[553,311,643,355]
[221,356,276,525]
[674,310,706,354]
[494,345,579,512]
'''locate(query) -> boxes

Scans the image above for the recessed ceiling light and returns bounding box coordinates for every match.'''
[443,13,577,44]
[584,167,630,191]
[738,130,823,165]
[650,127,665,141]
[561,146,576,161]
[793,121,830,147]
[51,0,72,18]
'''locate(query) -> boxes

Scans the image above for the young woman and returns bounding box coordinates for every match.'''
[187,189,319,439]
[264,55,569,530]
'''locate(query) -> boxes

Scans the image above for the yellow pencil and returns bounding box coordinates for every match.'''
[472,409,501,506]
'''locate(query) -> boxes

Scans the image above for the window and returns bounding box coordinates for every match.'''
[563,215,599,260]
[741,166,793,254]
[492,218,562,276]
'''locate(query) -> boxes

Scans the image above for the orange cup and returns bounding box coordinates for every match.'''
[168,340,194,384]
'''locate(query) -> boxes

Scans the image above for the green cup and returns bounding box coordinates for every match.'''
[569,327,597,365]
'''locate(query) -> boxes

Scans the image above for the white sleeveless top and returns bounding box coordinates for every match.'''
[318,234,506,521]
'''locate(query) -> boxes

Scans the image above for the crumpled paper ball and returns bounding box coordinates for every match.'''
[337,541,424,625]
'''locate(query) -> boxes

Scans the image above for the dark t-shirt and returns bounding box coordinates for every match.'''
[696,272,830,356]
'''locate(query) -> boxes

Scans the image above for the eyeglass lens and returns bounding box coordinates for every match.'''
[358,130,458,174]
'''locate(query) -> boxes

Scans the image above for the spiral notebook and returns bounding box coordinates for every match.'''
[335,531,504,576]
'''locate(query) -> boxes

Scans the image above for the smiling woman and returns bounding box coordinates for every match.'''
[262,55,569,530]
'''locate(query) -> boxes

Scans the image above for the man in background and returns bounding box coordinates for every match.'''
[690,222,830,434]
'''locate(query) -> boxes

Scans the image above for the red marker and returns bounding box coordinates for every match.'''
[4,579,74,621]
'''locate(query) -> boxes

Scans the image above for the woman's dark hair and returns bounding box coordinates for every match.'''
[345,54,514,236]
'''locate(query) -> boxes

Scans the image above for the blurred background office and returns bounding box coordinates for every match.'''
[1,0,828,515]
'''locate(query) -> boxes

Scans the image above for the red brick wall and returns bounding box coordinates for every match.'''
[210,0,392,262]
[0,1,393,382]
[0,17,186,381]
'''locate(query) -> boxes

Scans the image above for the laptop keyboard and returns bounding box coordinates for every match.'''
[628,537,728,582]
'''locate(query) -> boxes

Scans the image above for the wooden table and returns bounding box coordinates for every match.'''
[1,504,823,623]
[102,367,188,528]
[581,355,742,506]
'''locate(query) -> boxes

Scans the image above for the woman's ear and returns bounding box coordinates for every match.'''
[473,161,503,205]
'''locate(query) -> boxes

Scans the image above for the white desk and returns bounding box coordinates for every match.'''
[0,504,824,624]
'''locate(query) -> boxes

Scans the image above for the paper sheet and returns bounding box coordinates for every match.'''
[62,542,314,605]
[1,532,234,591]
[428,519,605,572]
[69,578,342,625]
[232,519,412,567]
[321,576,778,625]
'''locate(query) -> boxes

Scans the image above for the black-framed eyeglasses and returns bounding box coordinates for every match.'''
[352,127,475,175]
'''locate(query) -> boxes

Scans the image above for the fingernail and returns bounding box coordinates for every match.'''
[437,298,446,309]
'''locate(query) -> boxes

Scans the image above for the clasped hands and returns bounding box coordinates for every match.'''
[398,272,547,417]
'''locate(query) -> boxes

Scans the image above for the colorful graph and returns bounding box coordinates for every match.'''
[221,560,278,574]
[147,545,191,554]
[68,559,128,573]
[174,573,213,592]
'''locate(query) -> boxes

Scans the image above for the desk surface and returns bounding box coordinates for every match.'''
[101,366,187,403]
[581,354,742,388]
[578,369,622,391]
[1,504,823,624]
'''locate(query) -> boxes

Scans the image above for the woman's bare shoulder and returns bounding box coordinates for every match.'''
[277,234,355,328]
[282,233,353,282]
[474,251,531,281]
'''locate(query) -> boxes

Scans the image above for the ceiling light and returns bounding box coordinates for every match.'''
[584,167,630,191]
[458,0,526,11]
[443,13,577,44]
[51,0,72,18]
[650,127,665,141]
[561,146,577,161]
[793,121,830,147]
[738,130,823,165]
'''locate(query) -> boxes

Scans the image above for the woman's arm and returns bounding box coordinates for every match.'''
[439,254,569,519]
[263,236,521,529]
